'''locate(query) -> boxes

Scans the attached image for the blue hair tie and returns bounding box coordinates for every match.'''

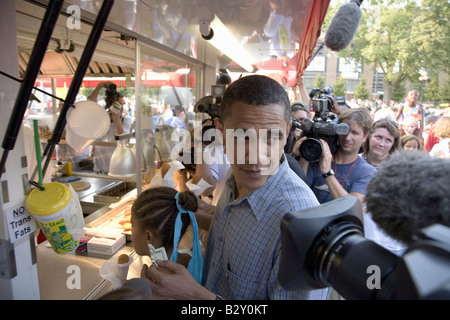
[170,192,203,284]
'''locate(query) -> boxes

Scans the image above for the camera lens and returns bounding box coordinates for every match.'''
[279,195,401,300]
[299,138,323,162]
[309,222,399,300]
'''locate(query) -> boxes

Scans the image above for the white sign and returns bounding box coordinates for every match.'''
[5,204,36,243]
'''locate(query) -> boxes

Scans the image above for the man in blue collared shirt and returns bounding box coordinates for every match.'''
[142,75,328,300]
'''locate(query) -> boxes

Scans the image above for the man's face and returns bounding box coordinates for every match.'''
[216,101,289,197]
[338,119,368,155]
[291,109,309,123]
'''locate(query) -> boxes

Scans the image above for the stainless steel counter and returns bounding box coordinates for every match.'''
[69,175,124,203]
[59,174,135,214]
[36,241,136,300]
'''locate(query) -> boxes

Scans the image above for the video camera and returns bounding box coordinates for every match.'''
[309,86,345,120]
[105,82,118,104]
[194,85,226,145]
[194,84,226,120]
[296,87,350,162]
[278,195,450,299]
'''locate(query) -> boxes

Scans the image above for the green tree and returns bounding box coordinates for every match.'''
[117,87,135,98]
[354,78,369,100]
[326,0,450,104]
[423,73,440,105]
[333,76,347,97]
[79,87,94,98]
[391,82,406,102]
[439,80,450,103]
[313,75,325,89]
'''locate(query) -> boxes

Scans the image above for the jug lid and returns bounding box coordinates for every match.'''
[25,182,71,215]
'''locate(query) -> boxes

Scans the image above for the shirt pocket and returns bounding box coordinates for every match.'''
[225,268,261,300]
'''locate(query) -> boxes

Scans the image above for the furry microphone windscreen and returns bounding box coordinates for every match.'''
[324,1,363,52]
[365,150,450,244]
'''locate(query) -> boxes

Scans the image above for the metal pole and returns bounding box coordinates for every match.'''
[0,0,64,178]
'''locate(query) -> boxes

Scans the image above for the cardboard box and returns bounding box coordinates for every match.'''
[87,234,126,256]
[76,236,93,253]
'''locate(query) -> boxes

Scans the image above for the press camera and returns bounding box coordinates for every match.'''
[105,82,118,104]
[310,86,345,119]
[194,84,226,120]
[297,87,350,162]
[278,195,450,299]
[194,85,226,145]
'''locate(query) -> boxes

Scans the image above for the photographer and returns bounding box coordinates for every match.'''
[88,81,133,174]
[293,107,376,205]
[290,101,310,139]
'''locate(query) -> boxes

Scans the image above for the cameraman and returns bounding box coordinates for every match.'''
[293,107,376,205]
[290,101,310,139]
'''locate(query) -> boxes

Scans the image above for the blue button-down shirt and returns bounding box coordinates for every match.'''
[202,155,329,300]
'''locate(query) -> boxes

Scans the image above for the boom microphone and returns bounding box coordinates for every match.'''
[366,150,450,244]
[324,0,363,52]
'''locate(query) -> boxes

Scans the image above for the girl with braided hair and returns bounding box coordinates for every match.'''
[131,187,203,283]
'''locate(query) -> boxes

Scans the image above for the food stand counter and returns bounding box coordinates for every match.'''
[36,177,143,300]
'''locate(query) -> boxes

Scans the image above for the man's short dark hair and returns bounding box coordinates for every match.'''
[291,101,310,114]
[220,75,291,123]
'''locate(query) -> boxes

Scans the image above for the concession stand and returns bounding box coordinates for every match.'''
[0,0,330,299]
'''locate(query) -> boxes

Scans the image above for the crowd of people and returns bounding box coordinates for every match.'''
[97,76,449,300]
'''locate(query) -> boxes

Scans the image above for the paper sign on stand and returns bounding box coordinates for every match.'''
[5,204,36,243]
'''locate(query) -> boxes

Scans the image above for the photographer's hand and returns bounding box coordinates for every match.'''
[292,137,309,174]
[318,139,354,202]
[327,95,343,116]
[318,138,333,174]
[141,261,216,300]
[293,127,302,139]
[88,81,112,101]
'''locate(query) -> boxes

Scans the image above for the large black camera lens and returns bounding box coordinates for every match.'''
[299,138,323,162]
[308,223,399,300]
[279,195,400,300]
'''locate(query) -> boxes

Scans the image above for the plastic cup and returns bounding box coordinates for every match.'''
[117,260,132,282]
[66,101,110,150]
[25,182,85,254]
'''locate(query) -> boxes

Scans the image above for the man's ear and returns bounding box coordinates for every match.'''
[146,230,154,243]
[363,132,370,142]
[214,118,224,133]
[214,118,226,152]
[287,121,292,137]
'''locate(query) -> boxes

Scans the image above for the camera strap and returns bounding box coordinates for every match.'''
[334,157,358,187]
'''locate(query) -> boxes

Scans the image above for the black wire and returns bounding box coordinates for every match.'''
[0,70,66,102]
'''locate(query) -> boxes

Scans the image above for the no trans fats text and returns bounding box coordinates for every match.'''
[181,304,268,317]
